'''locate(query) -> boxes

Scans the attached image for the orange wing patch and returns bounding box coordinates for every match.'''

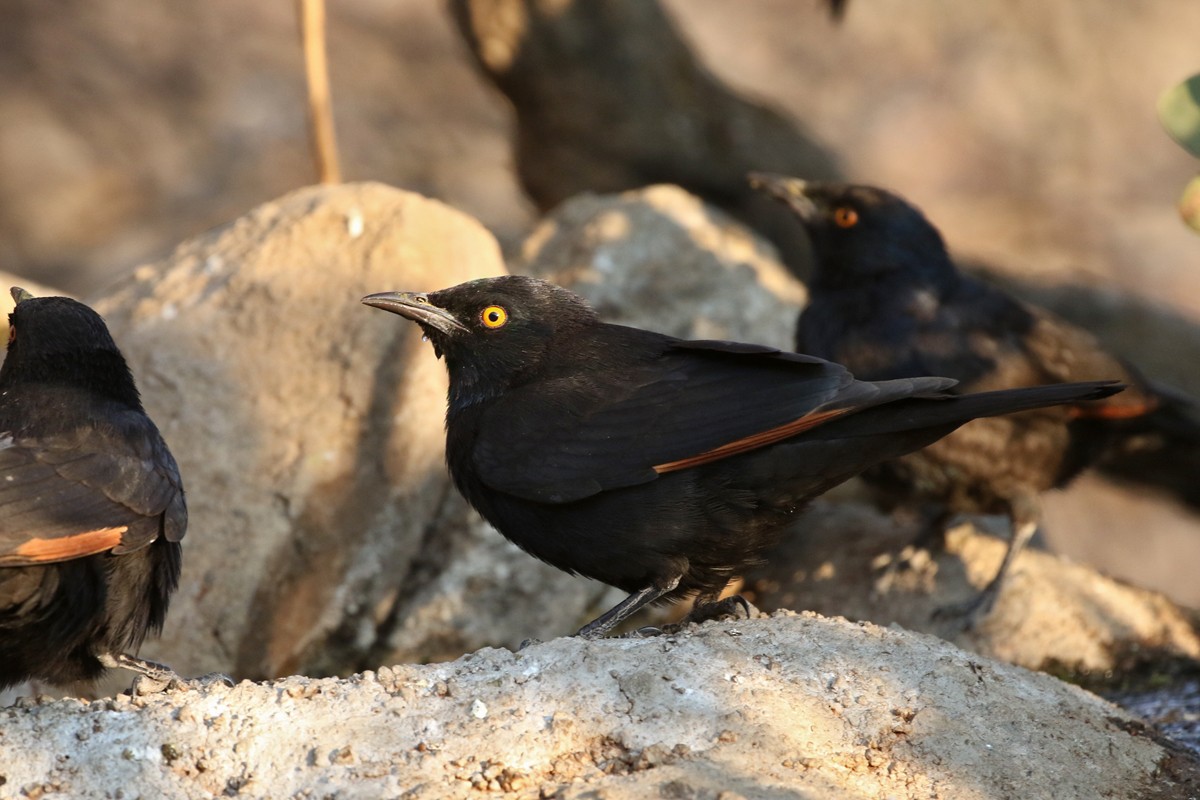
[1067,399,1158,421]
[0,526,128,566]
[654,408,853,474]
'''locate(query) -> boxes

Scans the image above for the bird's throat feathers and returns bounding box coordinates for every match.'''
[442,335,550,415]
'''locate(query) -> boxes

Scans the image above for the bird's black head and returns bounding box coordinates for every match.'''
[363,275,599,410]
[2,289,141,408]
[748,174,957,291]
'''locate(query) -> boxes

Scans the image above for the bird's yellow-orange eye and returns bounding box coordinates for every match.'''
[833,207,858,228]
[481,305,508,329]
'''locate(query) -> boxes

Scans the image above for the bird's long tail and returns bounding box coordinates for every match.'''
[822,380,1124,438]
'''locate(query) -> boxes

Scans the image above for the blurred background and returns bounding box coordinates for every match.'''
[3,1,1196,299]
[1,0,1198,602]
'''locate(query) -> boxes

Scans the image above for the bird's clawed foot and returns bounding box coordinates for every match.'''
[688,594,753,625]
[618,625,664,639]
[131,670,236,696]
[100,652,235,695]
[657,595,755,635]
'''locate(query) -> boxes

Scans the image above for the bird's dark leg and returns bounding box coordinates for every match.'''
[934,492,1040,627]
[576,577,680,640]
[98,652,234,694]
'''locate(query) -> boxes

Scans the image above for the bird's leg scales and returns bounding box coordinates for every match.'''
[99,652,235,695]
[575,577,679,640]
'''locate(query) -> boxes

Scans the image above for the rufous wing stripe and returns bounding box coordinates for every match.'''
[653,408,853,474]
[1067,399,1158,421]
[0,526,128,566]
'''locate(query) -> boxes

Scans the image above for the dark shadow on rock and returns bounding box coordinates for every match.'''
[234,331,459,680]
[745,497,1200,684]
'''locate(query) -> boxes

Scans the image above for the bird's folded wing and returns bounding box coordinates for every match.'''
[472,340,948,503]
[0,433,182,566]
[1015,309,1160,418]
[903,288,1156,418]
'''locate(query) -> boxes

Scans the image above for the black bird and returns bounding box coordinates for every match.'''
[0,289,186,690]
[751,173,1200,618]
[363,276,1119,638]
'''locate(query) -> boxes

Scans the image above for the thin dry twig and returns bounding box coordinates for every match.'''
[298,0,341,184]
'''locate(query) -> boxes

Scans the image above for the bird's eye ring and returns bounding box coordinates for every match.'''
[481,305,508,329]
[833,207,858,228]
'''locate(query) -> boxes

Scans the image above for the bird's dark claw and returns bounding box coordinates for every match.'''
[131,671,234,695]
[681,595,754,628]
[101,652,234,695]
[620,625,664,639]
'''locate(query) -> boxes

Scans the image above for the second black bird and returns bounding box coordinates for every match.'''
[0,289,186,691]
[751,174,1200,620]
[364,276,1119,638]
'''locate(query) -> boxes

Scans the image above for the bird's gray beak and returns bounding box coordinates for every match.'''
[10,287,34,305]
[361,291,469,335]
[747,172,819,220]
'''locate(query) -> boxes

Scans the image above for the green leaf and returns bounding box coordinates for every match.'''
[1181,174,1200,234]
[1159,73,1200,158]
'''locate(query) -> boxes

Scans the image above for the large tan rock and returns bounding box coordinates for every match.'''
[93,182,509,682]
[1,614,1196,799]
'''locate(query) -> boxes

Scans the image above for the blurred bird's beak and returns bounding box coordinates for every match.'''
[362,291,469,335]
[747,172,818,220]
[10,287,35,305]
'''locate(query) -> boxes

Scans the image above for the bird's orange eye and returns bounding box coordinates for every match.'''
[481,305,508,329]
[833,207,858,228]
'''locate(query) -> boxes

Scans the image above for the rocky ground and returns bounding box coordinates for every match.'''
[3,613,1199,800]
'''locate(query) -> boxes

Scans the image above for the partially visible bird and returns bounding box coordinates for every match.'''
[447,0,840,277]
[751,173,1200,619]
[0,288,186,691]
[363,276,1119,638]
